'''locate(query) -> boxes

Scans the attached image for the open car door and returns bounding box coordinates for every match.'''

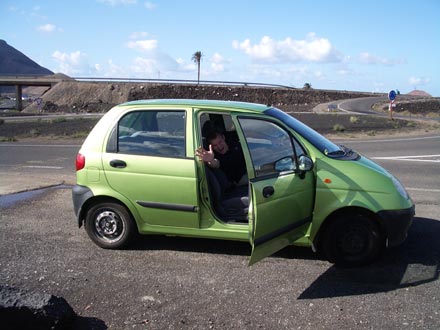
[248,171,314,265]
[237,117,315,265]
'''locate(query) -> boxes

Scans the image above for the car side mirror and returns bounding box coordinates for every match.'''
[298,155,314,172]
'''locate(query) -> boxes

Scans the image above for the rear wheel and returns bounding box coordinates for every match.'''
[321,213,385,267]
[85,202,136,249]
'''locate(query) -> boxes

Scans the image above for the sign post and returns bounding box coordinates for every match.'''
[388,90,397,120]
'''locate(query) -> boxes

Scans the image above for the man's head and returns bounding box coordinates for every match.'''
[202,121,229,154]
[207,132,229,155]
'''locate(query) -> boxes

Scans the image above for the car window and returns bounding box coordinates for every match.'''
[117,110,186,158]
[239,118,297,177]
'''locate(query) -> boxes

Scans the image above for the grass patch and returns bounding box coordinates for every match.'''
[333,124,345,132]
[50,117,67,123]
[349,116,359,124]
[0,136,17,142]
[29,129,41,136]
[426,112,440,118]
[70,131,90,139]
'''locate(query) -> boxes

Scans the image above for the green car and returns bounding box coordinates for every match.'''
[72,99,414,267]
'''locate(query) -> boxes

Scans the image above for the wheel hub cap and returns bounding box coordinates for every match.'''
[96,211,120,237]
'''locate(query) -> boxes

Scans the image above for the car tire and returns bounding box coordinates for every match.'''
[321,213,385,267]
[85,202,136,249]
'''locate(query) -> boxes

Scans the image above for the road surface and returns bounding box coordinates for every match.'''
[1,134,439,329]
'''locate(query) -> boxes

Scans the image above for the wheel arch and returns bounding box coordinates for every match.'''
[78,195,138,231]
[314,206,383,252]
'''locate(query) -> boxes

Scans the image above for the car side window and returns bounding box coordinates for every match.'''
[239,118,299,177]
[116,110,186,158]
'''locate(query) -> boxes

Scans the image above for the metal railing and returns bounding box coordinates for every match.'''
[72,77,297,90]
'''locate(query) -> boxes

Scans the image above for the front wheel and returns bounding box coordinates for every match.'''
[321,213,385,267]
[85,202,137,249]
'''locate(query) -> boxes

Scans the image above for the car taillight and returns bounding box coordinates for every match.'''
[76,153,86,171]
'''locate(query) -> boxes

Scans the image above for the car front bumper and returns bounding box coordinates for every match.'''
[377,205,415,247]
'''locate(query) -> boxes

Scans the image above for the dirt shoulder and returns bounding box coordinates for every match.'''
[0,112,438,143]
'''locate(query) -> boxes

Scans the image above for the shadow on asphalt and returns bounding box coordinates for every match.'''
[132,217,440,299]
[72,316,108,330]
[298,217,440,299]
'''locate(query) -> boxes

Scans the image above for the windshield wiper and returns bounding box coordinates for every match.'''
[325,145,357,158]
[327,149,346,156]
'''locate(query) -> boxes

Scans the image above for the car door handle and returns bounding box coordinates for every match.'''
[262,186,275,198]
[110,159,127,168]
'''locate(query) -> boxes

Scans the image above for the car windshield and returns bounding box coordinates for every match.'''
[265,107,343,157]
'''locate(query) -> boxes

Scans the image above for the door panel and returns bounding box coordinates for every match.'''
[237,117,315,265]
[249,173,314,265]
[102,154,199,228]
[102,109,200,228]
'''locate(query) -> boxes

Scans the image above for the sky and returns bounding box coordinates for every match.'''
[1,0,439,96]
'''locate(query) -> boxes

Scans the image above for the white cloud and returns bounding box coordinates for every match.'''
[232,33,342,63]
[94,60,128,77]
[52,50,94,75]
[313,70,325,79]
[129,31,150,39]
[126,39,158,52]
[37,23,56,33]
[409,76,430,87]
[337,69,351,76]
[144,1,156,10]
[131,57,159,75]
[358,52,405,66]
[128,52,185,78]
[97,0,137,5]
[210,53,228,73]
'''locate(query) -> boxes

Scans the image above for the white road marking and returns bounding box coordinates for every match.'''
[406,187,440,193]
[372,154,440,163]
[338,136,440,143]
[22,165,64,169]
[0,144,80,148]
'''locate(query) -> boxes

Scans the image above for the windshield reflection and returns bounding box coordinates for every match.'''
[266,107,342,156]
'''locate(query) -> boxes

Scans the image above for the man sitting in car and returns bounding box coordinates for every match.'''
[195,123,248,186]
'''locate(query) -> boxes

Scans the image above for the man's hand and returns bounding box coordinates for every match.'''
[195,145,219,168]
[195,145,214,162]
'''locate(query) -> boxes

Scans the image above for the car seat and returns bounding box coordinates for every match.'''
[205,166,249,223]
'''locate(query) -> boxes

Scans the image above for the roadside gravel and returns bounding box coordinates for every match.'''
[1,188,439,329]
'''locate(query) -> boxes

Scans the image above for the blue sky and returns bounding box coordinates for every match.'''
[1,0,439,96]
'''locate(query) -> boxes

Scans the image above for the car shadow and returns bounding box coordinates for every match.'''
[73,316,108,330]
[130,217,439,299]
[131,234,252,256]
[298,217,440,299]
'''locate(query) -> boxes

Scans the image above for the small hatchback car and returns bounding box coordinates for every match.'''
[73,99,414,266]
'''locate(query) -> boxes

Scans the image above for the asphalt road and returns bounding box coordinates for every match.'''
[1,134,439,329]
[338,96,385,115]
[335,134,440,215]
[0,141,79,195]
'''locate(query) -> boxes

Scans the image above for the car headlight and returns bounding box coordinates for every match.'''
[391,176,409,199]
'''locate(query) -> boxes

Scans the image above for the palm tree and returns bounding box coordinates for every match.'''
[191,51,203,84]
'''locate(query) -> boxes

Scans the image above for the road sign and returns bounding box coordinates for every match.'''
[388,90,397,101]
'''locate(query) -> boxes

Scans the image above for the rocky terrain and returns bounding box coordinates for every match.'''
[21,80,379,114]
[373,96,440,117]
[0,81,438,142]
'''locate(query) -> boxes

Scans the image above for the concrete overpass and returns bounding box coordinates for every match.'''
[0,75,63,110]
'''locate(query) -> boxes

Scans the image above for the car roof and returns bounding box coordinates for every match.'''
[118,99,271,113]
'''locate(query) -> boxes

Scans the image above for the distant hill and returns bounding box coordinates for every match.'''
[0,39,54,93]
[0,39,53,75]
[407,90,432,97]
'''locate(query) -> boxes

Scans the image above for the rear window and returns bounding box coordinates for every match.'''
[111,110,186,158]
